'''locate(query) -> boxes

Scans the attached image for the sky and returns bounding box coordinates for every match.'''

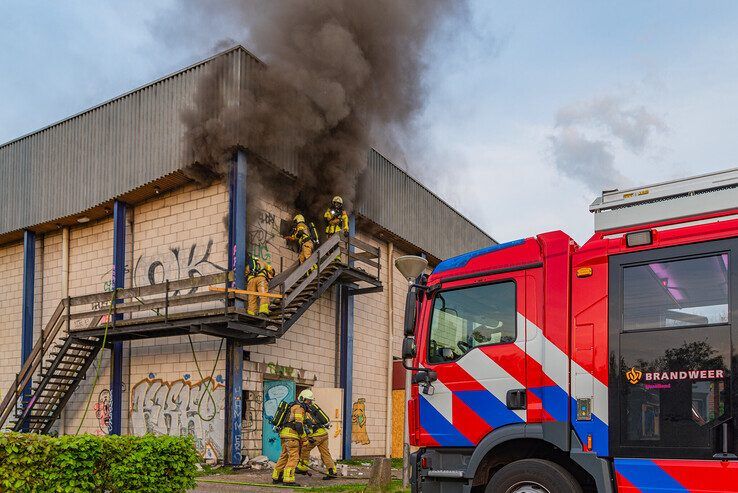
[2,1,738,245]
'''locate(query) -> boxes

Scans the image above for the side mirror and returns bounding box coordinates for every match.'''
[402,337,417,360]
[404,288,418,336]
[412,370,438,395]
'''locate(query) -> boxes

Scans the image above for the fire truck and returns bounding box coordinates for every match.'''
[400,169,738,492]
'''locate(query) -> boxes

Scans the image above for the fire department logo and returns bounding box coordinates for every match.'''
[626,367,643,385]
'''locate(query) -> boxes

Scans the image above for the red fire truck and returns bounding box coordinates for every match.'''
[401,169,738,492]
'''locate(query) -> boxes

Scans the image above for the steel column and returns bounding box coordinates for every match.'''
[224,149,247,465]
[110,200,126,435]
[20,230,35,431]
[229,149,248,292]
[339,215,356,459]
[224,340,243,465]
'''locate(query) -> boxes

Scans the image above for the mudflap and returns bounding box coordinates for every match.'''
[410,450,419,493]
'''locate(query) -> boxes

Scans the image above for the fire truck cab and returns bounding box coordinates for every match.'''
[406,169,738,492]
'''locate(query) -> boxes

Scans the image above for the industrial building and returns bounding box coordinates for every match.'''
[0,46,494,464]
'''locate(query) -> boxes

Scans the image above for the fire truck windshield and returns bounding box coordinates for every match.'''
[427,281,516,364]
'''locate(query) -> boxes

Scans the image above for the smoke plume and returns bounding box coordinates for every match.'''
[549,96,666,192]
[180,0,467,220]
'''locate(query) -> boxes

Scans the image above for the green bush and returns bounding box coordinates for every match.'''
[0,432,199,493]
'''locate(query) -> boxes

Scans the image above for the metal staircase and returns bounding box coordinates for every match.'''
[0,233,381,434]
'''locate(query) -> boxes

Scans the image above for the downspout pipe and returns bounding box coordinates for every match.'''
[384,242,394,458]
[60,227,70,435]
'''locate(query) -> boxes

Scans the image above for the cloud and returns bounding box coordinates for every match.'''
[550,96,666,191]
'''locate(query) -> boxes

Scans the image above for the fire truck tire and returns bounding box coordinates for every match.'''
[485,458,583,493]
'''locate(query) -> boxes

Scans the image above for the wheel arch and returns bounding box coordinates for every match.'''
[464,424,613,493]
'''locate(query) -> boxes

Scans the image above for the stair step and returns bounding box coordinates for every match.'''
[50,348,91,354]
[21,416,55,422]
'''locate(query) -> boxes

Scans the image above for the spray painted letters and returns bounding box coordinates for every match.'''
[249,210,280,263]
[130,377,225,460]
[133,238,226,293]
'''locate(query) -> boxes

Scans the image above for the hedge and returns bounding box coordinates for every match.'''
[0,433,199,493]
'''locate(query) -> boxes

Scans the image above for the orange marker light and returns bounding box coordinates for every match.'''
[587,434,593,451]
[576,267,593,278]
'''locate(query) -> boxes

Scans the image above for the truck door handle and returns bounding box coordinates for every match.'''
[714,422,738,460]
[506,389,526,410]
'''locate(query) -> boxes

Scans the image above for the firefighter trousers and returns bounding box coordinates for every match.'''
[272,438,302,484]
[299,240,314,264]
[246,275,269,315]
[298,434,335,472]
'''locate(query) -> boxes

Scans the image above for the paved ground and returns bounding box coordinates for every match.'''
[191,463,401,492]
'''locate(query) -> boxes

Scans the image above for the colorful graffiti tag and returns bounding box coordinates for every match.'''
[93,389,112,435]
[352,398,371,445]
[249,210,281,263]
[130,376,224,460]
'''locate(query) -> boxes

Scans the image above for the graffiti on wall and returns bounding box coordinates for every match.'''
[130,376,225,460]
[72,265,130,330]
[249,210,281,263]
[133,238,226,294]
[265,362,317,383]
[351,398,371,445]
[93,389,112,435]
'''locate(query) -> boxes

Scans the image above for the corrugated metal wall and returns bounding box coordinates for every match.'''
[0,47,259,235]
[358,150,495,260]
[0,46,493,260]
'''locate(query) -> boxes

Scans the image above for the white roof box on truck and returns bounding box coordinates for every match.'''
[590,168,738,231]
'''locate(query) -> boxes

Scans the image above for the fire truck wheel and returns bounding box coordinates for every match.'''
[485,458,582,493]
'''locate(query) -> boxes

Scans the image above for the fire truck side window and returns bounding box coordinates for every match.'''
[623,254,729,332]
[427,281,516,364]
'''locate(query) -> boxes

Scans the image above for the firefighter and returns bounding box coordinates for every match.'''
[272,390,311,486]
[324,196,349,236]
[297,394,337,480]
[245,254,275,316]
[285,214,314,264]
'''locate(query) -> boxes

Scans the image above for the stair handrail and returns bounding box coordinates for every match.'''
[0,299,68,429]
[276,234,343,295]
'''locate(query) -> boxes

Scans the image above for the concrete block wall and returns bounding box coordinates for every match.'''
[64,218,115,435]
[128,182,229,461]
[0,241,24,408]
[241,193,339,456]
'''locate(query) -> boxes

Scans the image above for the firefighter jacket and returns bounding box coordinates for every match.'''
[279,402,307,439]
[324,208,349,235]
[246,255,274,280]
[287,222,312,246]
[307,422,328,438]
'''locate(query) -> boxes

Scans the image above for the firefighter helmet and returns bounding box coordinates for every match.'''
[293,214,305,223]
[298,389,314,403]
[332,196,343,206]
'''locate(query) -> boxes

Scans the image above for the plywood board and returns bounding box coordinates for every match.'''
[311,387,344,461]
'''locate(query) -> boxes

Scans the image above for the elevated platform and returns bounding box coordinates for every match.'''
[0,234,381,434]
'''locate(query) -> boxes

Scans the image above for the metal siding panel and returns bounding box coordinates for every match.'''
[0,47,255,235]
[358,150,493,260]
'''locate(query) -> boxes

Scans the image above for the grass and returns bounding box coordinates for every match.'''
[195,464,234,477]
[336,457,404,469]
[337,458,374,466]
[302,479,409,492]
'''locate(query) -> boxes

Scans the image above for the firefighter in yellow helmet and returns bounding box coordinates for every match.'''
[324,196,349,236]
[285,214,314,264]
[272,389,311,486]
[297,394,337,479]
[245,253,275,316]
